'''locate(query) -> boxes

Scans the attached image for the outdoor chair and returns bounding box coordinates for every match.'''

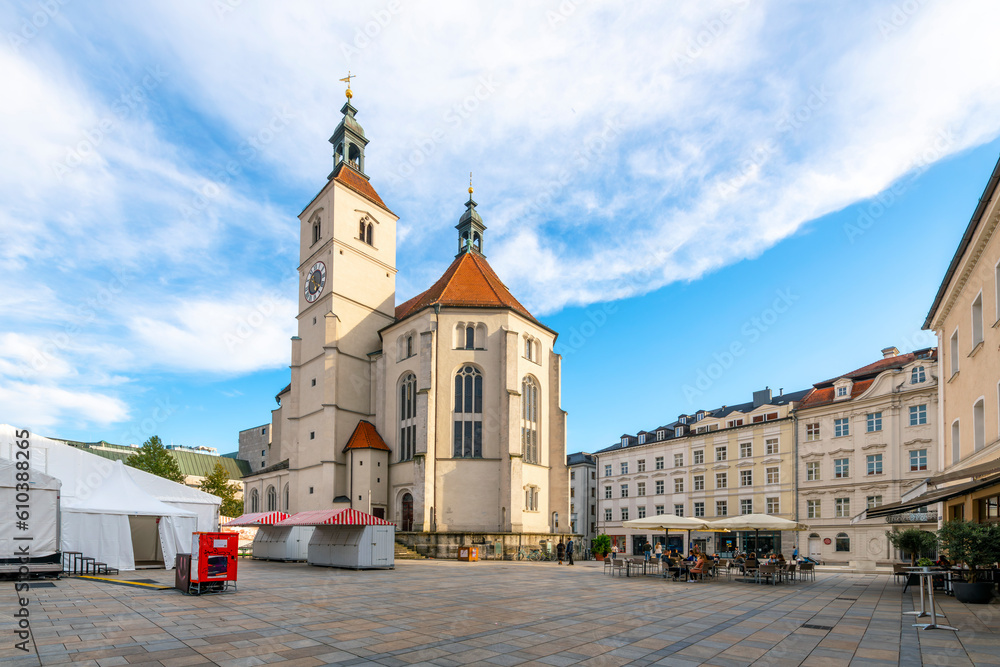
[798,562,815,582]
[891,563,908,584]
[603,556,613,574]
[758,564,778,585]
[611,557,627,577]
[784,562,796,582]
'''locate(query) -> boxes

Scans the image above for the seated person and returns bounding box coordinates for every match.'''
[936,555,951,568]
[688,554,708,582]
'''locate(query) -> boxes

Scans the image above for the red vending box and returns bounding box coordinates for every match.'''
[189,532,238,594]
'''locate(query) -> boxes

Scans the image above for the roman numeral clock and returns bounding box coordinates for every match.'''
[304,261,326,303]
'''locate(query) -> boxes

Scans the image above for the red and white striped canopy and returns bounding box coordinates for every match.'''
[223,511,290,526]
[276,508,395,527]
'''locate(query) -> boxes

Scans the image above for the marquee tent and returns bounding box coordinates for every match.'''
[0,459,62,574]
[0,425,221,571]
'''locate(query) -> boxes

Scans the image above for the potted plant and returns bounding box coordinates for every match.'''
[937,520,1000,604]
[592,534,611,560]
[886,528,937,565]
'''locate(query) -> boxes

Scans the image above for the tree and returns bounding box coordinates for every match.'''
[885,528,936,564]
[199,462,243,518]
[592,534,611,558]
[937,519,1000,582]
[126,435,185,484]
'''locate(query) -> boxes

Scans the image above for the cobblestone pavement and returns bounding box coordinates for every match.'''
[2,559,998,666]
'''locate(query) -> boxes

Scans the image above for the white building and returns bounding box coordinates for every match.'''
[567,452,597,553]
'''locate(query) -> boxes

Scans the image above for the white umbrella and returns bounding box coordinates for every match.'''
[623,515,719,554]
[706,514,809,554]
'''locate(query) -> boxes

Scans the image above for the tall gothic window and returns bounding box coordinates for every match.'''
[521,376,539,464]
[282,484,289,511]
[454,366,483,458]
[465,325,475,349]
[312,216,321,244]
[249,488,259,513]
[359,220,374,246]
[266,485,276,512]
[399,373,417,462]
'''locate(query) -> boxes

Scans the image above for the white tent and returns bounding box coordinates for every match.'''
[0,459,62,574]
[0,425,221,571]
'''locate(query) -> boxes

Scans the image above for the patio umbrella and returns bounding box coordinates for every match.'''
[623,515,718,554]
[705,514,809,555]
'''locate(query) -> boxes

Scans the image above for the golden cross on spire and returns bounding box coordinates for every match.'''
[339,71,355,99]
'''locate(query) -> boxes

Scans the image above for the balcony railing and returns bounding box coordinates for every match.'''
[885,510,938,524]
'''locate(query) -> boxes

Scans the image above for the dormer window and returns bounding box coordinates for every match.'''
[836,387,848,397]
[696,411,705,421]
[679,416,688,424]
[911,366,925,383]
[621,436,628,447]
[656,430,666,440]
[834,379,853,400]
[638,434,646,444]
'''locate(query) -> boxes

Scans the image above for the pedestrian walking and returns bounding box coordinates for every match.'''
[556,540,565,565]
[566,537,574,565]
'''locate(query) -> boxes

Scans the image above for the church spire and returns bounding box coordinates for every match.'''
[329,72,370,180]
[456,174,486,256]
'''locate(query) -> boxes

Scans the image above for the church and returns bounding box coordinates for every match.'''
[242,86,571,556]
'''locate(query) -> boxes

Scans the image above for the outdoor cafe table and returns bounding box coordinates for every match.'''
[903,568,958,632]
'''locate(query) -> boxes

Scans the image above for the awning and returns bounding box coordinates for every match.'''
[930,457,1000,484]
[866,472,1000,518]
[223,511,290,526]
[277,508,395,527]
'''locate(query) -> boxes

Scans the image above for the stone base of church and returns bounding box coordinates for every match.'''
[395,531,579,560]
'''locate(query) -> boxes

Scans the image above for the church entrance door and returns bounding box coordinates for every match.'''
[401,493,413,531]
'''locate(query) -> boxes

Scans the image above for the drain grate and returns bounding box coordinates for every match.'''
[133,579,161,584]
[836,597,856,601]
[802,624,834,630]
[30,582,56,588]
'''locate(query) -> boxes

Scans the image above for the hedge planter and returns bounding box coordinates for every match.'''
[953,581,995,604]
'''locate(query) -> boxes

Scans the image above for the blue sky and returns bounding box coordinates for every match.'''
[3,1,1000,455]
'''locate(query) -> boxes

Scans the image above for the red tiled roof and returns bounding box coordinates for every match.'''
[797,378,874,409]
[331,162,389,211]
[394,251,542,326]
[343,420,390,453]
[814,349,938,387]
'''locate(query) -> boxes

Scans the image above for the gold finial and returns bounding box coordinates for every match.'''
[468,171,474,195]
[339,71,355,99]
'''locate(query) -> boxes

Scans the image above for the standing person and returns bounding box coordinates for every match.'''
[566,537,574,565]
[654,542,663,558]
[556,540,565,565]
[644,541,652,562]
[611,544,619,557]
[792,545,799,561]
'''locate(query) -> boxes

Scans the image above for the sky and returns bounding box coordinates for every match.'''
[3,1,1000,456]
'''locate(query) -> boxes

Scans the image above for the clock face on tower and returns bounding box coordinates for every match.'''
[304,261,327,303]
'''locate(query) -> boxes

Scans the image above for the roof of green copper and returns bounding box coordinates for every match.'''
[68,444,251,479]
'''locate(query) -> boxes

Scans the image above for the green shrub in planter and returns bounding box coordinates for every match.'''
[937,520,1000,583]
[592,534,611,559]
[886,527,937,564]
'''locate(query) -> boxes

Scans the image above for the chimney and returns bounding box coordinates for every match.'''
[779,388,783,396]
[752,387,772,408]
[881,346,899,358]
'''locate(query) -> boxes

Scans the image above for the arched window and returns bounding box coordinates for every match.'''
[266,486,277,512]
[249,488,259,513]
[282,484,289,511]
[521,376,539,464]
[552,511,558,528]
[406,335,413,358]
[399,373,417,462]
[974,398,985,451]
[359,219,366,241]
[952,420,961,464]
[365,223,373,246]
[911,366,925,383]
[835,532,850,552]
[473,232,481,252]
[312,216,321,244]
[454,366,483,458]
[465,325,475,350]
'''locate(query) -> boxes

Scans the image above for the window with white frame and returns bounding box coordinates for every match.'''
[693,450,704,464]
[910,449,927,472]
[521,376,540,464]
[740,442,752,458]
[837,386,848,397]
[674,453,683,467]
[867,495,882,509]
[694,502,705,517]
[657,429,666,440]
[834,418,849,437]
[399,373,417,462]
[806,461,819,481]
[766,467,779,484]
[950,328,960,376]
[453,366,483,458]
[673,503,683,516]
[911,366,925,383]
[637,459,646,472]
[637,506,646,519]
[655,480,664,494]
[693,475,704,491]
[766,497,779,514]
[766,438,779,455]
[604,508,612,521]
[621,436,628,447]
[620,484,629,498]
[834,458,849,478]
[836,532,850,552]
[620,508,629,521]
[655,456,664,470]
[806,423,820,441]
[866,412,882,432]
[637,482,646,496]
[674,478,684,493]
[806,499,820,519]
[740,470,752,486]
[715,446,727,461]
[656,505,665,515]
[716,500,728,516]
[604,486,611,499]
[835,497,850,518]
[525,486,539,511]
[866,454,883,475]
[620,462,628,475]
[638,434,646,444]
[605,464,612,477]
[909,404,927,426]
[973,292,984,348]
[741,499,753,514]
[716,472,727,489]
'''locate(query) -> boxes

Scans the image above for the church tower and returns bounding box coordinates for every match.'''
[244,84,398,517]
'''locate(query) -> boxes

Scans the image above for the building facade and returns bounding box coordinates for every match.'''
[238,424,271,473]
[795,347,939,566]
[242,90,570,556]
[595,387,807,557]
[567,452,597,553]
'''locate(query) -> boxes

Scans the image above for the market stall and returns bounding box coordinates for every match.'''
[277,508,395,569]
